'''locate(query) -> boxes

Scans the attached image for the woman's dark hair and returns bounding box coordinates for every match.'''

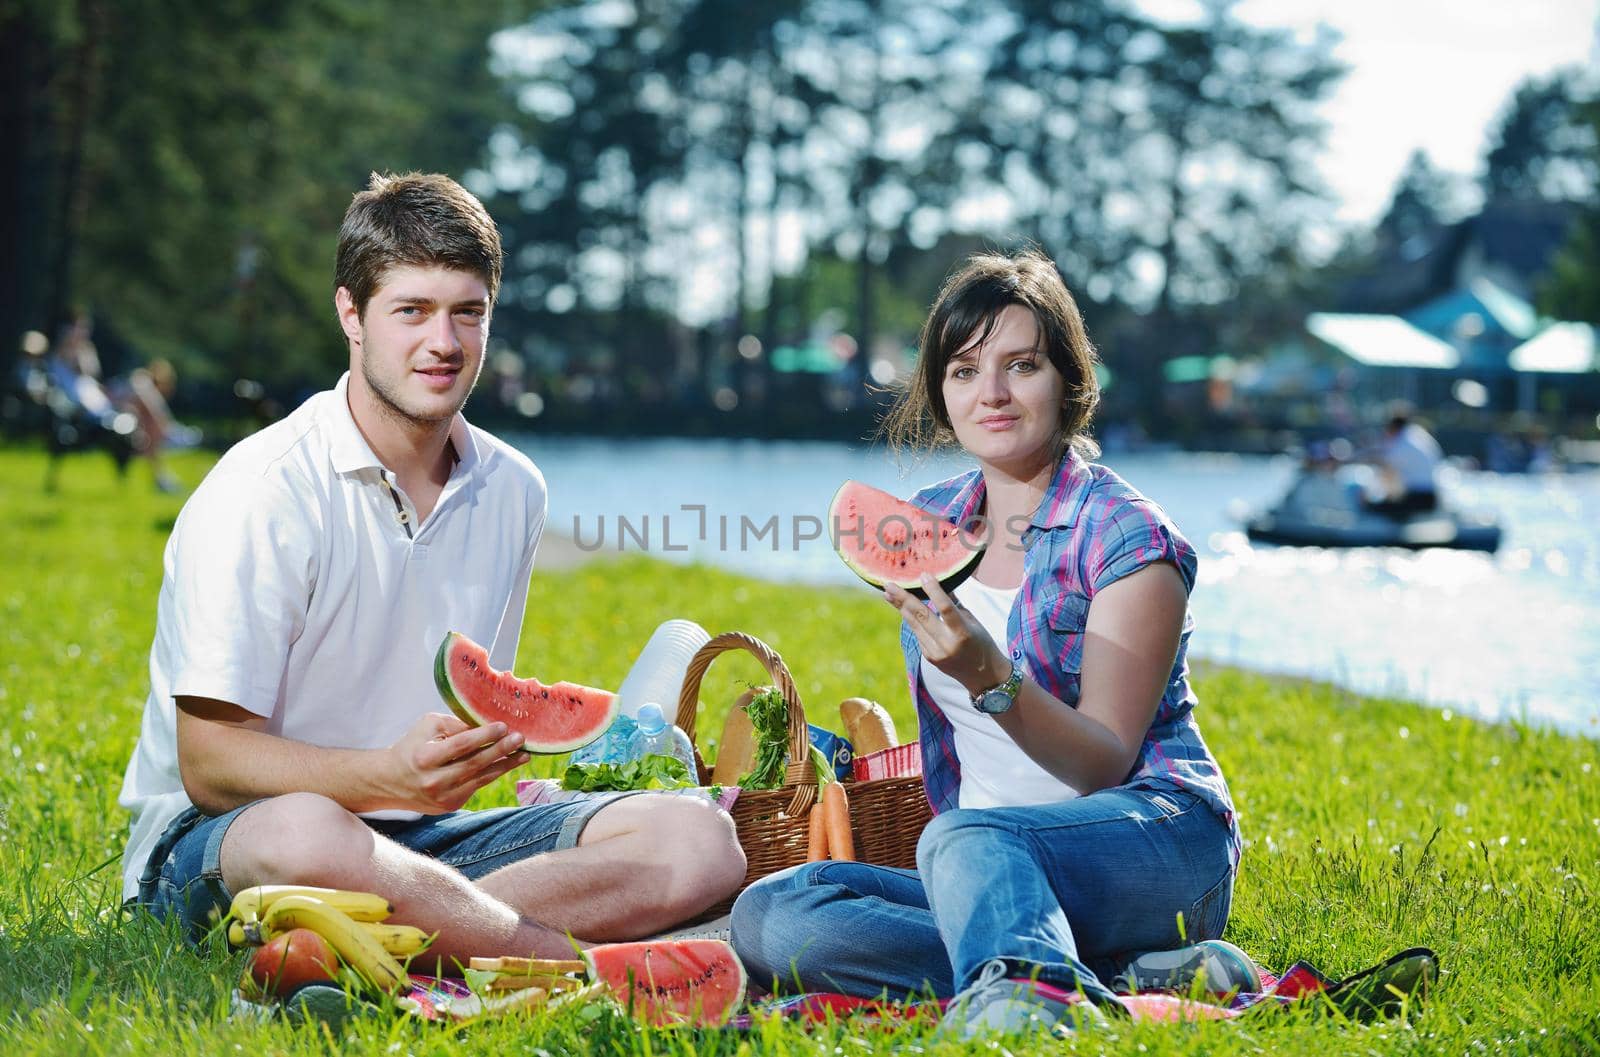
[883,249,1100,459]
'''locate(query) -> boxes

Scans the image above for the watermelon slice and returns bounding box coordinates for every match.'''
[432,632,618,754]
[583,939,746,1027]
[829,480,985,598]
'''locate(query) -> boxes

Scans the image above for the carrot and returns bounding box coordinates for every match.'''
[806,801,829,862]
[822,781,854,862]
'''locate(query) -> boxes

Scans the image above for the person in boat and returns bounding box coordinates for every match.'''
[118,172,744,967]
[730,250,1248,1038]
[1366,411,1442,515]
[1283,439,1354,510]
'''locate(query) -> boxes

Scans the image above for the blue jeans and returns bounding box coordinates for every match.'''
[730,782,1234,1005]
[133,794,637,942]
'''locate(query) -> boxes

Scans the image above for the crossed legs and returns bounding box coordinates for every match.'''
[219,791,745,968]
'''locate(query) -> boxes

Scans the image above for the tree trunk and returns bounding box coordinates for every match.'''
[0,10,46,373]
[732,60,753,345]
[46,0,107,337]
[853,28,884,369]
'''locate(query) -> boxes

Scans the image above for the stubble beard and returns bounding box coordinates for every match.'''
[359,348,480,432]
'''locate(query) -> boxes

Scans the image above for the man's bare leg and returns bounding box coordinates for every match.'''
[219,793,575,968]
[475,794,746,941]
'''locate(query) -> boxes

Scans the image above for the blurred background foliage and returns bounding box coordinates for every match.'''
[2,0,1596,438]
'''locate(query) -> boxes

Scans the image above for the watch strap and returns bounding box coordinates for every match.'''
[971,650,1024,712]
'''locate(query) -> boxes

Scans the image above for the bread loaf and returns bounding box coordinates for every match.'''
[710,688,759,786]
[839,697,897,756]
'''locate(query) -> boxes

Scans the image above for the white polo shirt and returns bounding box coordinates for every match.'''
[118,374,546,900]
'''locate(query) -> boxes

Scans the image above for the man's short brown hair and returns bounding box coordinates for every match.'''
[334,172,503,315]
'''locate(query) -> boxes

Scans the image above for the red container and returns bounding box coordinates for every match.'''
[851,742,923,782]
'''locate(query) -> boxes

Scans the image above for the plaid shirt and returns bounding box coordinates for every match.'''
[904,451,1240,863]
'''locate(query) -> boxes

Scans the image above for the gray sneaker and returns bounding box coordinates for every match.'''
[937,960,1106,1041]
[1111,939,1260,996]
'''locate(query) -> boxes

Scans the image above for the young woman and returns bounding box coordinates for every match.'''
[730,251,1246,1038]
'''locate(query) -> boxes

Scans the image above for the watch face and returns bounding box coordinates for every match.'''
[975,688,1014,715]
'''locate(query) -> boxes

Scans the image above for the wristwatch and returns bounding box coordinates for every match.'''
[971,651,1025,715]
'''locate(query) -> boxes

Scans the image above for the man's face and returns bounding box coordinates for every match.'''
[337,264,490,427]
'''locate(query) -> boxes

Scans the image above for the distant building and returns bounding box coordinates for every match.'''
[1305,200,1598,417]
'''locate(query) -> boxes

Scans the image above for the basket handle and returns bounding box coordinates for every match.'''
[675,631,817,815]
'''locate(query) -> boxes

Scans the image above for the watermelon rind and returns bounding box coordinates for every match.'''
[582,939,747,1027]
[432,632,618,754]
[432,631,477,728]
[827,480,984,599]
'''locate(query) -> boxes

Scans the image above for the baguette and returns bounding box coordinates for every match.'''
[839,698,897,756]
[710,688,759,786]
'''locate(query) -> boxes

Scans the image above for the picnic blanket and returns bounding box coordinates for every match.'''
[727,946,1438,1028]
[367,945,1434,1027]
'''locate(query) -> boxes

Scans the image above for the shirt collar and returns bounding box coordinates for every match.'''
[1031,448,1092,529]
[928,448,1093,531]
[323,371,481,478]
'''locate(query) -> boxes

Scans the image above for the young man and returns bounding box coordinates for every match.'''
[118,173,745,965]
[1369,410,1442,515]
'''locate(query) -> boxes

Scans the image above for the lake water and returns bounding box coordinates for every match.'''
[509,435,1600,738]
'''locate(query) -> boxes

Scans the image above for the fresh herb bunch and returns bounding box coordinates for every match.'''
[740,685,790,789]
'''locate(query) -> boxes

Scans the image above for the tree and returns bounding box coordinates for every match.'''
[974,0,1146,297]
[1482,69,1599,205]
[486,4,693,333]
[1060,0,1344,417]
[1375,150,1468,255]
[1540,94,1600,324]
[3,1,532,390]
[1124,4,1343,313]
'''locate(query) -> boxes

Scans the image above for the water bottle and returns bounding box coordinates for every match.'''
[627,702,700,780]
[572,620,708,767]
[614,620,710,719]
[569,712,638,766]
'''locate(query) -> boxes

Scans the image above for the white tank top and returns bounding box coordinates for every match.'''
[919,578,1081,809]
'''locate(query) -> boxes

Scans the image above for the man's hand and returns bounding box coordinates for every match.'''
[380,713,529,814]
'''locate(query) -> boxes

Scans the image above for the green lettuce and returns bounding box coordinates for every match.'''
[560,754,694,792]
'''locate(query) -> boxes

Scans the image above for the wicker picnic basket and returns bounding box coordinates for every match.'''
[675,631,933,918]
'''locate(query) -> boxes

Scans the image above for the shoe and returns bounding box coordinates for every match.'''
[1325,947,1436,1021]
[936,959,1106,1040]
[1111,939,1261,996]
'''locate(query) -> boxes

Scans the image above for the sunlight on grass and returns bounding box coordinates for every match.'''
[2,445,1598,1054]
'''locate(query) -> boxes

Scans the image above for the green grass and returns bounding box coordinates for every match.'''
[2,445,1598,1055]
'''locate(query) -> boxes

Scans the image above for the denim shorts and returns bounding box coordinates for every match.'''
[132,794,640,942]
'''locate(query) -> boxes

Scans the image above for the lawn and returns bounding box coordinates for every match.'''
[1,445,1597,1055]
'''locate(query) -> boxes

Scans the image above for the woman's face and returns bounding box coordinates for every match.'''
[940,304,1066,479]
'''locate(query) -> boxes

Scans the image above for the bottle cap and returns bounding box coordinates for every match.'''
[635,702,666,734]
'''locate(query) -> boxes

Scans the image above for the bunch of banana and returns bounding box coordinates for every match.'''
[228,885,429,995]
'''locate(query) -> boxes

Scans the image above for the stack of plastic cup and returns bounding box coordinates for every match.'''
[613,619,711,720]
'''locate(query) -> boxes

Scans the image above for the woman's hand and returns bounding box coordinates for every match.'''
[886,563,1188,794]
[884,573,1012,695]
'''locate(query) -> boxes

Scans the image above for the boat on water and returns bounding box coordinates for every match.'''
[1242,469,1503,552]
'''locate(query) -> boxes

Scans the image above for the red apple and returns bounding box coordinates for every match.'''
[248,927,340,996]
